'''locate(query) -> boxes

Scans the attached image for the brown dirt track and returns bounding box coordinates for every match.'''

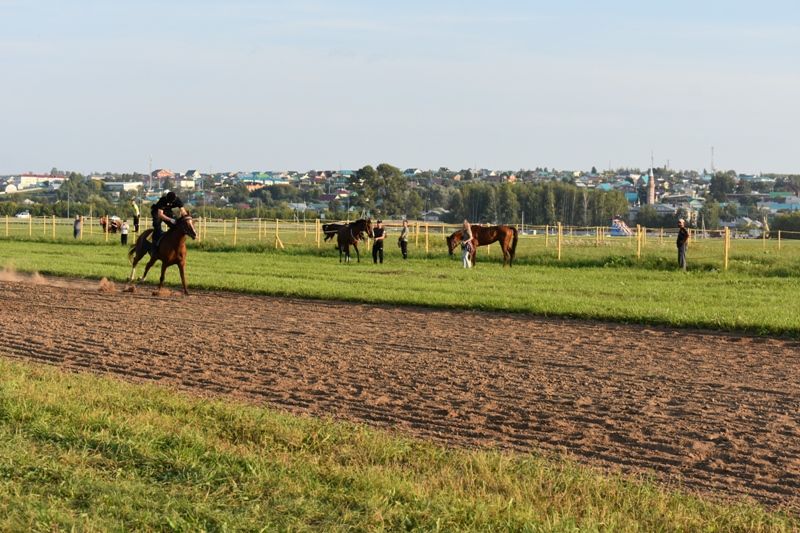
[1,275,799,513]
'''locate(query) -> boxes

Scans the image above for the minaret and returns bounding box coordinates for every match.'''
[648,152,656,204]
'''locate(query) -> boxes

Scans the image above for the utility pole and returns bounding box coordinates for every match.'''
[204,165,211,218]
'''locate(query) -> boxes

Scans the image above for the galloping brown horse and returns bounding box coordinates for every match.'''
[446,224,519,267]
[128,215,197,295]
[337,218,373,263]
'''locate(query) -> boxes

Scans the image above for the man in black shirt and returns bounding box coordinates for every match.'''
[676,218,689,271]
[372,219,386,264]
[151,191,187,250]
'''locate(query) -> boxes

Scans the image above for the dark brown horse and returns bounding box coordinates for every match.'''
[128,215,197,295]
[337,218,373,263]
[446,224,519,267]
[322,222,347,242]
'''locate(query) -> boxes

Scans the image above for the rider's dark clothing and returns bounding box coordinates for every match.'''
[151,195,184,246]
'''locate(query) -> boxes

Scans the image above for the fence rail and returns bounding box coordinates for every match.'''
[2,215,799,271]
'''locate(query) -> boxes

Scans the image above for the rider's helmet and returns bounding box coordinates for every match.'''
[165,191,177,203]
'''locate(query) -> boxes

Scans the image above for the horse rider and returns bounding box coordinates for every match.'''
[151,191,187,251]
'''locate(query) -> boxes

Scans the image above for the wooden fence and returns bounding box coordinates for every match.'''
[2,215,799,271]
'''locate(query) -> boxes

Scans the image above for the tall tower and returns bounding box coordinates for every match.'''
[648,152,656,204]
[711,146,715,173]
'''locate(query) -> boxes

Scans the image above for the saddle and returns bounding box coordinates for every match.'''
[150,219,177,253]
[149,235,162,255]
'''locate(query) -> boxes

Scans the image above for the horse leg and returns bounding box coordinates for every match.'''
[155,263,168,294]
[129,255,140,282]
[140,256,158,282]
[504,235,513,266]
[178,262,189,296]
[353,242,360,263]
[128,241,144,282]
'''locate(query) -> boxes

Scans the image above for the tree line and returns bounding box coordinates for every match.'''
[444,181,629,226]
[345,164,630,226]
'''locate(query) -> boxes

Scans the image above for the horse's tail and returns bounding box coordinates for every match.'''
[129,229,154,263]
[510,227,519,265]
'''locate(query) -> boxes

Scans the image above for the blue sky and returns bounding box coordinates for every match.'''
[1,0,798,174]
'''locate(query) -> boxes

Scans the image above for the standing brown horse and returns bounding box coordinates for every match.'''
[128,215,197,295]
[337,218,373,263]
[446,224,519,267]
[100,216,123,233]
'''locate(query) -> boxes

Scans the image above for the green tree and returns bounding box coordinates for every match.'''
[635,205,661,227]
[227,183,250,204]
[495,183,520,224]
[543,185,557,224]
[700,200,721,228]
[445,190,464,223]
[735,180,752,194]
[773,212,800,237]
[351,165,377,212]
[374,163,407,217]
[708,171,736,202]
[403,190,424,219]
[721,202,739,221]
[350,163,407,216]
[461,183,496,222]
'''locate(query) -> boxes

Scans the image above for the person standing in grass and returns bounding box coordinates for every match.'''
[131,198,140,233]
[73,215,82,239]
[398,219,409,260]
[120,220,129,246]
[677,218,689,271]
[461,219,474,268]
[372,219,386,264]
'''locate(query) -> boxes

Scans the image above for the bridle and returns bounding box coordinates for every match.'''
[447,232,462,253]
[177,215,196,237]
[347,220,372,241]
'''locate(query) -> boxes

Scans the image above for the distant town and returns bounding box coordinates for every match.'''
[2,165,800,233]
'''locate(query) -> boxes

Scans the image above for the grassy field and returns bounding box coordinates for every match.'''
[0,358,795,531]
[4,215,797,271]
[2,232,799,529]
[1,237,799,335]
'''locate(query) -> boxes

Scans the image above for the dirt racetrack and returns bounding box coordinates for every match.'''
[1,274,799,513]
